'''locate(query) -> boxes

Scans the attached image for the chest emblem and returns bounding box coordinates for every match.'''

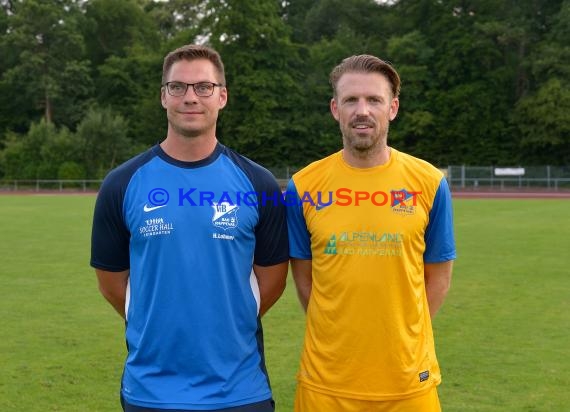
[391,188,420,216]
[212,202,239,230]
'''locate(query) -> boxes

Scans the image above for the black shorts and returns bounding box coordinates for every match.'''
[121,398,275,412]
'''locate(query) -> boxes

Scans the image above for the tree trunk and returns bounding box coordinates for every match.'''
[44,90,52,123]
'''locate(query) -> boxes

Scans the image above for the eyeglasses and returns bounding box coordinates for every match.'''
[163,81,224,97]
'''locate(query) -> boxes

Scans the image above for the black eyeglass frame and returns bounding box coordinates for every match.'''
[162,81,225,97]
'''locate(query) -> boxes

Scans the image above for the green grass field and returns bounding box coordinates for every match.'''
[0,195,569,411]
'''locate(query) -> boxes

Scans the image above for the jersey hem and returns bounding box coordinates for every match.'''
[253,255,290,267]
[121,392,273,410]
[296,379,440,402]
[288,253,312,260]
[423,255,456,264]
[90,260,129,272]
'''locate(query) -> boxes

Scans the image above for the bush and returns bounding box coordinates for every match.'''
[58,161,86,180]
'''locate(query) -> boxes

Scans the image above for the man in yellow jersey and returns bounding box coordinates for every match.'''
[285,54,456,411]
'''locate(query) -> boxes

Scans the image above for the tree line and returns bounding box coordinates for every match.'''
[0,0,568,181]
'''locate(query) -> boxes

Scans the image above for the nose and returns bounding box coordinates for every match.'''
[182,88,199,103]
[355,99,370,116]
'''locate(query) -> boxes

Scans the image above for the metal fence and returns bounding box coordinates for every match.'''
[0,179,102,192]
[1,165,570,193]
[446,165,570,191]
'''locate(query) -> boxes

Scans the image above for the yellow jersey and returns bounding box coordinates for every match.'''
[286,148,456,400]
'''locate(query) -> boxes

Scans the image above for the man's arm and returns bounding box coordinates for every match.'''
[253,261,288,317]
[290,258,312,312]
[424,261,453,318]
[95,269,129,319]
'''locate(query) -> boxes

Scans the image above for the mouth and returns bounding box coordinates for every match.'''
[351,122,374,131]
[350,118,375,130]
[178,111,204,118]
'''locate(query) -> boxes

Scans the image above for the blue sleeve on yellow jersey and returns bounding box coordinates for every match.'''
[424,177,456,263]
[285,179,312,259]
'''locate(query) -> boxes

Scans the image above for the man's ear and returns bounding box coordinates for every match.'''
[330,98,340,121]
[218,86,228,109]
[389,97,399,121]
[160,88,167,109]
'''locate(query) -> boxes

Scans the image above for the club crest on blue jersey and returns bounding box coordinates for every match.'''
[212,202,238,230]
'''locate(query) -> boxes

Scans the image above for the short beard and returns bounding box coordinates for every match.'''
[342,125,388,160]
[344,139,384,159]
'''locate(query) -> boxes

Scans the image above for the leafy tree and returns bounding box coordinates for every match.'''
[0,3,12,71]
[387,0,524,165]
[296,28,384,163]
[58,161,85,180]
[282,0,315,43]
[0,119,77,179]
[95,53,165,146]
[203,0,305,166]
[299,0,385,43]
[513,1,570,164]
[385,31,435,157]
[0,0,92,127]
[1,0,569,175]
[0,131,33,179]
[76,106,140,178]
[82,0,161,67]
[39,124,84,178]
[514,78,570,164]
[144,0,204,42]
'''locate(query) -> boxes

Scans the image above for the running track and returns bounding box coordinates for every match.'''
[452,190,570,199]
